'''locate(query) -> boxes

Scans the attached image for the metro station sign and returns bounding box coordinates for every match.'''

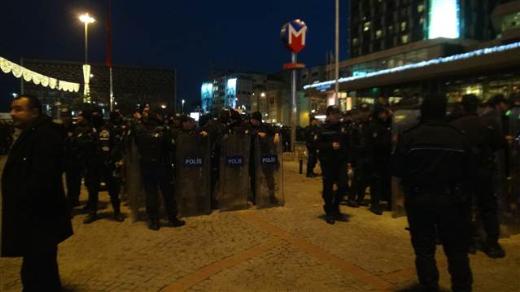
[281,19,308,54]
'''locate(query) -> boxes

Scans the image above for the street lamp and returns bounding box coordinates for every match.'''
[11,93,18,98]
[79,13,95,103]
[181,99,185,114]
[79,13,95,64]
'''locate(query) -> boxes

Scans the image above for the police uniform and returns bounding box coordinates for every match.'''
[135,116,184,230]
[316,111,349,223]
[346,117,371,206]
[249,117,277,204]
[393,119,473,291]
[83,120,125,223]
[452,107,505,258]
[366,112,392,214]
[304,122,320,177]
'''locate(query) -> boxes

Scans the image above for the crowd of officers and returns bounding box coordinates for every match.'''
[305,103,393,219]
[60,105,278,231]
[307,94,515,292]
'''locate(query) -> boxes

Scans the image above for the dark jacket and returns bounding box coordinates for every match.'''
[1,116,73,257]
[451,114,497,171]
[316,121,349,164]
[392,120,471,190]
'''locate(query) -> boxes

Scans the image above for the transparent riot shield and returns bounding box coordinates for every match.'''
[125,138,145,221]
[505,107,520,233]
[217,133,251,211]
[175,133,211,217]
[254,134,284,208]
[391,109,420,218]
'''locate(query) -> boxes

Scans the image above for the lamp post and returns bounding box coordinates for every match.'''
[79,13,95,103]
[181,99,185,114]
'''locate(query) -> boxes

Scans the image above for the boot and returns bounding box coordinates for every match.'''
[483,241,506,258]
[112,204,125,222]
[167,217,186,228]
[147,218,160,231]
[83,212,99,224]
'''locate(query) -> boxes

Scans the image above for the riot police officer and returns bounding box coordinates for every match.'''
[346,105,371,207]
[249,111,279,204]
[62,110,82,207]
[304,118,320,177]
[316,106,349,224]
[135,110,185,230]
[452,94,505,258]
[392,96,473,291]
[83,112,125,224]
[366,105,392,215]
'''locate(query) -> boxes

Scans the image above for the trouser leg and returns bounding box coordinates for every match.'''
[21,247,61,292]
[405,196,439,291]
[85,166,100,213]
[65,166,82,205]
[158,167,178,220]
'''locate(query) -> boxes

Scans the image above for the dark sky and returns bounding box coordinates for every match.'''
[0,0,347,111]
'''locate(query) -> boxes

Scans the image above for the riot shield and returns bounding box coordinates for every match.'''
[217,133,251,211]
[125,138,146,221]
[174,133,211,217]
[254,134,284,208]
[391,109,420,218]
[505,107,520,233]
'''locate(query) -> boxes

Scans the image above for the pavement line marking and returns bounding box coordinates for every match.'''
[239,212,395,292]
[162,240,279,292]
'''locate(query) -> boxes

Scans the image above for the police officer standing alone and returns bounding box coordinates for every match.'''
[316,106,349,224]
[451,94,505,258]
[392,96,473,291]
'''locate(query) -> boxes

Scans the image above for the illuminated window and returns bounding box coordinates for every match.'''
[417,4,425,13]
[401,22,407,32]
[363,22,371,32]
[428,0,460,39]
[376,30,383,39]
[401,34,409,44]
[353,38,359,45]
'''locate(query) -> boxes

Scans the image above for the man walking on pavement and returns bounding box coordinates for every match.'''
[1,95,73,291]
[392,95,473,292]
[316,106,349,224]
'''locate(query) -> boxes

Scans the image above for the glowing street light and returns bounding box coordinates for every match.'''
[79,13,95,103]
[181,99,185,113]
[161,104,167,109]
[11,93,18,98]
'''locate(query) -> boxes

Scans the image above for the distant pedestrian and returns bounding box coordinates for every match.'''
[392,95,473,291]
[1,95,73,291]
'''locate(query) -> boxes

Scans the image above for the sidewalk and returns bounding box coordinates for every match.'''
[1,160,519,291]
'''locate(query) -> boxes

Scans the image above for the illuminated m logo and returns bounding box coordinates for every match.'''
[288,24,307,53]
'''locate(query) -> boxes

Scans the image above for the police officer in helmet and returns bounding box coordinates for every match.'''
[316,106,349,224]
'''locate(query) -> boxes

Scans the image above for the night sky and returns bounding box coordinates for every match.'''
[0,0,347,112]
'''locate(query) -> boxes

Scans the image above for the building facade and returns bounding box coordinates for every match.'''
[303,0,520,113]
[349,0,499,58]
[201,71,303,125]
[22,59,176,116]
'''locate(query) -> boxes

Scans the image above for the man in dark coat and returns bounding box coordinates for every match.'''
[2,95,73,291]
[392,96,473,291]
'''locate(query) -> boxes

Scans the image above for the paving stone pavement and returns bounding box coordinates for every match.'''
[1,160,519,291]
